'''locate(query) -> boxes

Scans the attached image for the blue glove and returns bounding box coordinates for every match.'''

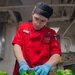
[34,63,52,75]
[19,61,30,74]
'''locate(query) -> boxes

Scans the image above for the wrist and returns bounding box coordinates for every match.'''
[45,63,52,71]
[19,61,27,67]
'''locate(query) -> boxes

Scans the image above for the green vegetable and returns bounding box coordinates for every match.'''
[0,71,3,75]
[57,69,72,75]
[57,69,64,75]
[3,72,9,75]
[0,70,9,75]
[22,70,35,75]
[28,70,35,75]
[22,71,28,75]
[64,69,72,75]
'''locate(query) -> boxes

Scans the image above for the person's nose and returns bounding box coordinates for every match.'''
[36,20,41,25]
[36,22,40,26]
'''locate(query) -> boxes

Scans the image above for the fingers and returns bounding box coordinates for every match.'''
[19,68,25,74]
[34,66,42,75]
[34,66,40,71]
[36,67,42,74]
[40,70,44,75]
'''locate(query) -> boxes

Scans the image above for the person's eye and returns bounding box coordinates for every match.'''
[41,20,46,22]
[34,17,39,21]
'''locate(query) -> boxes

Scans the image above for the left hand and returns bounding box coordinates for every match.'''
[34,63,52,75]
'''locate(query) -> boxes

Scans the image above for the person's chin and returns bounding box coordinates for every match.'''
[35,28,40,30]
[34,27,41,30]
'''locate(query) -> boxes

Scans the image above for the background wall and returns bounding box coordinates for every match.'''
[0,23,17,75]
[61,37,75,52]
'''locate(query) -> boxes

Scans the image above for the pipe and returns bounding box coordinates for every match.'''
[62,19,75,37]
[50,16,70,22]
[0,4,75,9]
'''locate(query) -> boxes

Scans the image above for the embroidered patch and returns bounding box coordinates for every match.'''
[43,32,50,43]
[46,35,50,40]
[22,30,30,34]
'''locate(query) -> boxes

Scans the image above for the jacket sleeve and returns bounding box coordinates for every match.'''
[50,30,62,56]
[12,24,24,46]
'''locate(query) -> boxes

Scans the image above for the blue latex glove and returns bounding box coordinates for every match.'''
[34,63,52,75]
[19,61,30,74]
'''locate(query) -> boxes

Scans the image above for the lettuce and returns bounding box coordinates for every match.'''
[57,69,72,75]
[0,70,9,75]
[22,70,35,75]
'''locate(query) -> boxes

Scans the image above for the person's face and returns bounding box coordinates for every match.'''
[32,11,49,30]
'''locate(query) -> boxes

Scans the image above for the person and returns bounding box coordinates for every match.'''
[12,2,62,75]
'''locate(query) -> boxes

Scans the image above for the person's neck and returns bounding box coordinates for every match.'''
[34,26,45,31]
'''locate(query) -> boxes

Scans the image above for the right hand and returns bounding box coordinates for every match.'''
[19,61,30,74]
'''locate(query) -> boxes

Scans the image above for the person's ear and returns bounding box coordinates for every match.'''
[32,11,34,16]
[47,18,50,22]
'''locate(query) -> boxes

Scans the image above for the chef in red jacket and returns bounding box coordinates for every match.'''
[12,2,62,75]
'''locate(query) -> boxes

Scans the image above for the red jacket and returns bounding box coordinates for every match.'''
[12,22,62,75]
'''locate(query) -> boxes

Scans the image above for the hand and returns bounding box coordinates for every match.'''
[34,63,52,75]
[19,61,30,74]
